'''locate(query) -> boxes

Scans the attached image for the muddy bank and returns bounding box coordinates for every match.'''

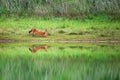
[0,38,49,43]
[0,38,120,43]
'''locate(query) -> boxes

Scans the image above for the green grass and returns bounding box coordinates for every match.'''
[0,16,120,80]
[0,16,120,28]
[0,16,120,40]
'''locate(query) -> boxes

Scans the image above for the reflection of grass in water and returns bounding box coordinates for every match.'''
[0,43,120,61]
[0,43,120,79]
[0,58,120,80]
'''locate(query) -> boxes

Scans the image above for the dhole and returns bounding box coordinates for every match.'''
[29,44,47,53]
[29,28,47,37]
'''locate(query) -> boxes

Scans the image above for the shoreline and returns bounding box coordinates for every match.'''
[1,38,120,43]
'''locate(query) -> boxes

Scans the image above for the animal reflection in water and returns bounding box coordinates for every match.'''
[29,44,47,53]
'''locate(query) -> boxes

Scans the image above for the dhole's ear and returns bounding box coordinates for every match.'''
[32,28,37,32]
[32,28,36,30]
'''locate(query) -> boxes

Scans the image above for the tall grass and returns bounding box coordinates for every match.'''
[1,59,120,80]
[0,0,120,17]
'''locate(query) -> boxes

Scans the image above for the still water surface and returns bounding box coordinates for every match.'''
[0,43,120,80]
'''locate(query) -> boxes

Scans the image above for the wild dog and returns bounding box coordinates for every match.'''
[29,28,47,37]
[29,44,47,53]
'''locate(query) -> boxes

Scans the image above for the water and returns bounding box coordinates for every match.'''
[0,43,120,80]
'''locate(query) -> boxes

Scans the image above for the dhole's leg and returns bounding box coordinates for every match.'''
[43,34,47,37]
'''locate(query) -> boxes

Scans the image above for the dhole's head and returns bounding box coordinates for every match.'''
[29,28,37,34]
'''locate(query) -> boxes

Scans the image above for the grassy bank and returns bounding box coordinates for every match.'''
[0,16,120,41]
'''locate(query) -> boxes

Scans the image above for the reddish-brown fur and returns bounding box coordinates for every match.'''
[29,44,47,53]
[29,28,47,37]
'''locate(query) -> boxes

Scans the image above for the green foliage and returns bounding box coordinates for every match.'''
[0,0,120,17]
[0,9,10,14]
[0,43,120,80]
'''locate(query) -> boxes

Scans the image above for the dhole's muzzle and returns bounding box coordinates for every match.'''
[29,30,32,34]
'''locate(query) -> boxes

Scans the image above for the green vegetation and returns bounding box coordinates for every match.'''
[0,58,120,80]
[0,59,120,80]
[0,43,120,61]
[0,0,120,17]
[0,0,120,41]
[0,15,120,41]
[0,43,120,80]
[0,0,120,79]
